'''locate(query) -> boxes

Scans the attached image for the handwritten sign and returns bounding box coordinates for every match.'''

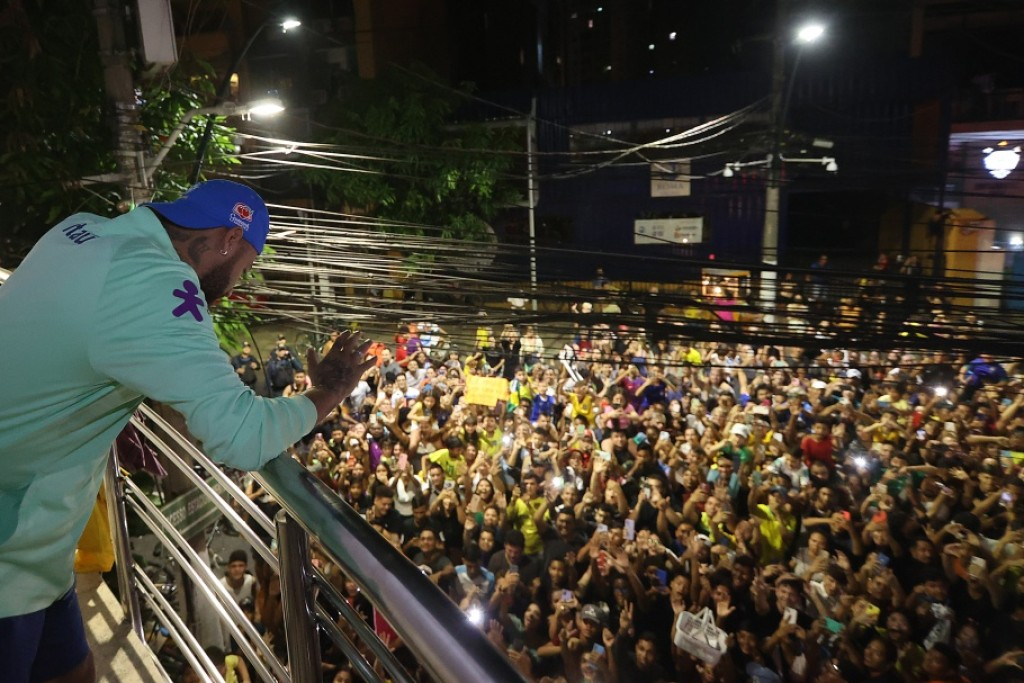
[464,375,510,407]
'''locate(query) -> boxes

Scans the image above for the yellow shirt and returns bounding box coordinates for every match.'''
[476,326,491,349]
[479,427,504,459]
[507,497,545,555]
[755,504,796,565]
[224,654,241,683]
[428,448,466,480]
[568,394,595,425]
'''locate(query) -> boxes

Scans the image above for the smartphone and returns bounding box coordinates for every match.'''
[597,450,612,462]
[314,433,325,441]
[654,568,668,586]
[824,617,845,634]
[508,564,519,575]
[968,556,986,579]
[916,429,926,441]
[624,518,636,541]
[659,431,670,442]
[596,523,609,534]
[561,589,574,603]
[877,552,890,568]
[592,643,606,655]
[783,607,798,625]
[397,453,409,471]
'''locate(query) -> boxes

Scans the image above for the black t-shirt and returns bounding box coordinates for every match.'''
[401,518,435,555]
[488,551,539,584]
[634,500,660,533]
[755,602,814,640]
[985,611,1024,659]
[893,556,938,594]
[837,661,902,683]
[540,527,586,569]
[948,581,997,631]
[612,634,671,683]
[368,507,405,537]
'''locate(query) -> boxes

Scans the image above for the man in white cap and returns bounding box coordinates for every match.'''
[0,180,374,682]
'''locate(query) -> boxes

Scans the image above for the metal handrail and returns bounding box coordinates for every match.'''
[112,402,528,683]
[135,404,274,537]
[256,455,528,683]
[124,479,285,682]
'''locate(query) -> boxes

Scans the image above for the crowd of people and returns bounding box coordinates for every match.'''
[219,320,1024,683]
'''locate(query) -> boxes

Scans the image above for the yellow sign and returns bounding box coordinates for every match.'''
[465,375,510,407]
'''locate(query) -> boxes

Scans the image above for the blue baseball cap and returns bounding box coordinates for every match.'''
[144,180,270,254]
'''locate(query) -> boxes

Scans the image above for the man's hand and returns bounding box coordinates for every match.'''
[304,331,376,422]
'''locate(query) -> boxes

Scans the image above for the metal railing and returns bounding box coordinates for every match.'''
[106,402,527,683]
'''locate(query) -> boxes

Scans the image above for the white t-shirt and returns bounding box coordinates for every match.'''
[221,573,258,606]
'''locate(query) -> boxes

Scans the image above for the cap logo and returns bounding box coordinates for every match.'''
[231,202,253,231]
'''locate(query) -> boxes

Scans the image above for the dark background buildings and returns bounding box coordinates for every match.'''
[170,0,1024,283]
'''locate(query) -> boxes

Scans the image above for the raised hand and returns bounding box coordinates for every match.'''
[305,331,376,422]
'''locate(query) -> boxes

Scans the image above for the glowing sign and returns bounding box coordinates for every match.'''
[983,146,1021,179]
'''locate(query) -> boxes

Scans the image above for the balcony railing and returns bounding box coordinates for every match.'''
[106,402,527,682]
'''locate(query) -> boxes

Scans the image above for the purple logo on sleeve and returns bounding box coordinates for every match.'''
[172,280,205,322]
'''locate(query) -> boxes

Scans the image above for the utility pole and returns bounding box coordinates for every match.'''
[93,0,148,206]
[527,97,539,312]
[761,0,788,309]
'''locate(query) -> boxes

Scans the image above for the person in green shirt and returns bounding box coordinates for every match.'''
[0,181,375,683]
[423,436,468,481]
[478,413,505,459]
[506,473,547,556]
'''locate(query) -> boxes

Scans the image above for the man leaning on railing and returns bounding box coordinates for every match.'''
[0,180,375,683]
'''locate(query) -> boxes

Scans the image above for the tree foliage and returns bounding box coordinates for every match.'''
[0,0,239,265]
[0,0,110,264]
[304,65,522,241]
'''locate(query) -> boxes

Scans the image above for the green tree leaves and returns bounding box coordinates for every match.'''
[305,65,521,241]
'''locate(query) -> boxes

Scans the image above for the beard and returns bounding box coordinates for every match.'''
[199,252,241,303]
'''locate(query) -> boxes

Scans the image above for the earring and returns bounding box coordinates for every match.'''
[220,248,229,256]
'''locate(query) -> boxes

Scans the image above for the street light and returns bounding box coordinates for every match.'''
[760,6,827,307]
[74,97,284,200]
[146,98,285,184]
[796,22,825,44]
[190,16,301,183]
[781,21,826,133]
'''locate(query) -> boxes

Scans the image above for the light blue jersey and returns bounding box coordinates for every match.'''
[0,208,316,618]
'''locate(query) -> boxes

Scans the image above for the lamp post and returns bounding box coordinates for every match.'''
[189,17,300,183]
[760,7,825,307]
[147,98,284,186]
[76,98,284,203]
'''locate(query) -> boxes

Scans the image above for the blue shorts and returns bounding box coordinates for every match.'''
[0,585,91,682]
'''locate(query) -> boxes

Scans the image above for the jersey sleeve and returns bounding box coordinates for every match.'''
[87,242,316,470]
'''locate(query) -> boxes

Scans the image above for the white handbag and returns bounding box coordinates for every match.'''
[673,607,729,664]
